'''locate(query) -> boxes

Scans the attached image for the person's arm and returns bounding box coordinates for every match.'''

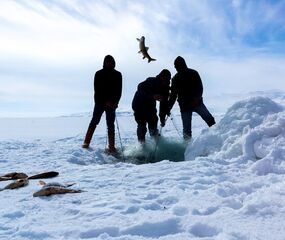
[168,76,178,112]
[193,71,203,99]
[159,87,170,126]
[159,100,168,126]
[94,71,102,104]
[190,71,203,107]
[110,72,122,108]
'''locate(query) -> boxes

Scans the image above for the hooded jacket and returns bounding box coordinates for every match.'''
[132,75,169,120]
[94,55,122,106]
[169,56,203,111]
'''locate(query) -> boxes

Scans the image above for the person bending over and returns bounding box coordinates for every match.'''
[132,69,171,143]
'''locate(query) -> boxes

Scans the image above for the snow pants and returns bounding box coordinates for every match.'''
[181,102,215,139]
[88,104,115,134]
[134,110,158,142]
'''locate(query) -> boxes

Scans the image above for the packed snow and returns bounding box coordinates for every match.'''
[1,94,285,240]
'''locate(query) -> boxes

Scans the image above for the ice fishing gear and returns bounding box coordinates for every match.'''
[149,115,169,162]
[170,113,183,139]
[115,115,125,162]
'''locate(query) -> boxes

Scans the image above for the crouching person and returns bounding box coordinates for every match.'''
[132,69,171,144]
[82,55,122,154]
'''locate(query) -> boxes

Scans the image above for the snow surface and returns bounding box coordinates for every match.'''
[1,95,285,240]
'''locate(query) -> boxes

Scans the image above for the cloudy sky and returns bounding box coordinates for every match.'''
[0,0,284,117]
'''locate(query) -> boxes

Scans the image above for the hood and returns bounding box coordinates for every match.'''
[103,55,116,69]
[174,56,187,72]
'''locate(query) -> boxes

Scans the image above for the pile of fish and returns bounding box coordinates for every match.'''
[0,171,83,197]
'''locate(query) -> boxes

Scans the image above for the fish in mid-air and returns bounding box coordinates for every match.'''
[136,36,156,63]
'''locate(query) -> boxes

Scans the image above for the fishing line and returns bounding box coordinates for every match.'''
[170,113,183,139]
[149,115,169,162]
[115,115,125,162]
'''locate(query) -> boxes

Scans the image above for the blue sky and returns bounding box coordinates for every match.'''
[0,0,284,117]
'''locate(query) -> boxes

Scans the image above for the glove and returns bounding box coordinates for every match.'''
[153,94,164,101]
[166,109,171,117]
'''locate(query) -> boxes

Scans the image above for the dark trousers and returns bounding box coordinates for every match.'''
[181,102,215,139]
[88,104,115,134]
[134,111,158,141]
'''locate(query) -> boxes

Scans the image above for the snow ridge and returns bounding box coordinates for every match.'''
[185,97,285,175]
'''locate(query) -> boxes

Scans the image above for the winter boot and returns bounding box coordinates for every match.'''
[106,131,117,154]
[207,117,216,127]
[82,127,95,148]
[138,136,146,144]
[183,133,192,141]
[137,124,147,144]
[149,128,159,141]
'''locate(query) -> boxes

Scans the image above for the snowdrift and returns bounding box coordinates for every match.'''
[185,96,285,175]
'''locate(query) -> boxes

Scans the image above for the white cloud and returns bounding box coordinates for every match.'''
[0,1,146,63]
[0,0,284,117]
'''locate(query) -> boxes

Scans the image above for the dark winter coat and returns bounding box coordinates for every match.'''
[132,77,169,120]
[169,68,203,111]
[94,59,122,107]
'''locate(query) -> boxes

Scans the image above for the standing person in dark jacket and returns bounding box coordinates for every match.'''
[82,55,122,153]
[168,56,215,140]
[132,69,171,143]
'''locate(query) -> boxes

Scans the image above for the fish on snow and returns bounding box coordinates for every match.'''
[33,180,82,197]
[0,178,29,191]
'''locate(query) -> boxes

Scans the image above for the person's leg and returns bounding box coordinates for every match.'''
[195,102,216,127]
[147,112,159,138]
[105,108,116,152]
[181,110,192,140]
[82,104,104,148]
[134,112,147,143]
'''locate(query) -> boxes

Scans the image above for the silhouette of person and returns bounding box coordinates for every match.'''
[132,69,171,143]
[82,55,122,153]
[168,56,215,139]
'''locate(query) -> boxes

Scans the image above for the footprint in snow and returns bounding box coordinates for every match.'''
[173,206,189,216]
[192,206,219,216]
[189,223,220,238]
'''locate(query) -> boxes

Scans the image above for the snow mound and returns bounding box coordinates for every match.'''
[185,96,285,175]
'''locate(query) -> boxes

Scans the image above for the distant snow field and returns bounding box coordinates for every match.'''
[0,92,285,240]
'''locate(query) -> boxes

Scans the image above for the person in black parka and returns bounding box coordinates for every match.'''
[132,69,171,143]
[168,56,215,140]
[82,55,122,153]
